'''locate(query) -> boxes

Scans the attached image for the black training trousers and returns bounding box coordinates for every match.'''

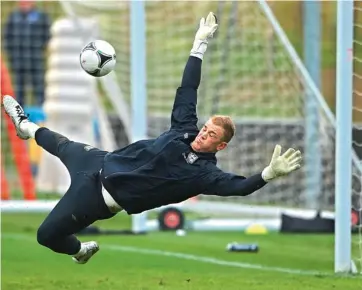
[35,128,115,255]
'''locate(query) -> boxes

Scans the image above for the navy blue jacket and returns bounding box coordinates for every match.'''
[101,56,267,214]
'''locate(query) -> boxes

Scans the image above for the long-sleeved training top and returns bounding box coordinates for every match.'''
[100,56,267,214]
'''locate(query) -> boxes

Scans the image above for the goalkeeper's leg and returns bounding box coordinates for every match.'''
[2,95,117,264]
[34,134,116,264]
[2,95,105,176]
[36,162,117,263]
[33,127,106,178]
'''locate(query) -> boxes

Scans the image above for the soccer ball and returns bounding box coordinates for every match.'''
[80,40,116,77]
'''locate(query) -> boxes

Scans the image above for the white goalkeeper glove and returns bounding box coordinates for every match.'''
[261,145,302,182]
[190,12,218,60]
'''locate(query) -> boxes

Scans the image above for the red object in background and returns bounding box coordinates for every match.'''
[1,57,36,200]
[1,163,10,200]
[351,208,360,226]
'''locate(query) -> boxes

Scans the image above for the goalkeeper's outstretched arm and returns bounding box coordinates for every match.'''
[201,145,303,197]
[170,12,218,131]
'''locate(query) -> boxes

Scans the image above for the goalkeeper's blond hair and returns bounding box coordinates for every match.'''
[210,115,236,143]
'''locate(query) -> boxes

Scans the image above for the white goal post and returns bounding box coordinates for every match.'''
[335,0,362,274]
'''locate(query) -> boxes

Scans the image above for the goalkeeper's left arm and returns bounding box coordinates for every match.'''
[200,145,303,197]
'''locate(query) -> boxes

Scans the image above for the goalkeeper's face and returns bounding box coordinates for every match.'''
[191,119,228,153]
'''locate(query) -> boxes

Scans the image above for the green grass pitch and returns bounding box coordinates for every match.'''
[1,213,361,290]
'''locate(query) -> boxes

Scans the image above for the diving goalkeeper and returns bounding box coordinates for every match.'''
[2,12,302,265]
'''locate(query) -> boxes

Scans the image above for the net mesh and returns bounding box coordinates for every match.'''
[0,1,344,208]
[58,1,361,221]
[1,0,361,261]
[143,1,335,211]
[1,0,362,272]
[60,6,362,273]
[1,1,52,198]
[352,0,362,274]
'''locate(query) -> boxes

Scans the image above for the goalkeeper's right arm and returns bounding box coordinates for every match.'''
[170,12,218,131]
[190,12,218,60]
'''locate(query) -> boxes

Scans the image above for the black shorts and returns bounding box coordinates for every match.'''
[36,128,116,237]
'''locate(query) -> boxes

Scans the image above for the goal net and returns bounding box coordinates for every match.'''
[63,1,338,214]
[352,0,362,274]
[143,0,337,216]
[1,0,361,264]
[55,1,361,234]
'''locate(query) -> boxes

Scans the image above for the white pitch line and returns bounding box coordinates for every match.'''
[104,244,325,276]
[0,233,351,277]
